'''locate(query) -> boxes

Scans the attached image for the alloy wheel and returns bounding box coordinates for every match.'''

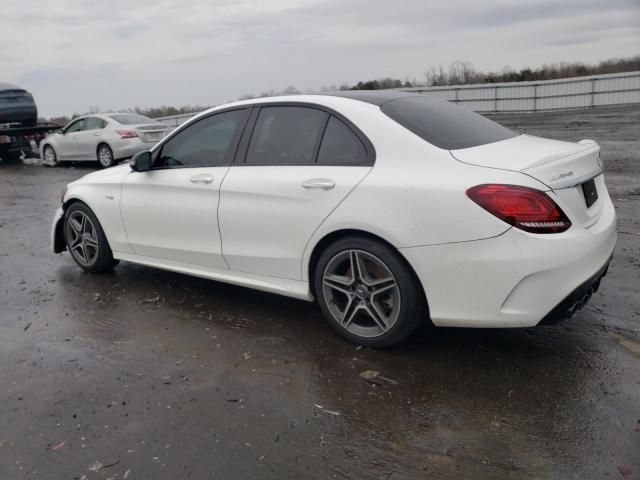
[44,146,56,164]
[322,249,401,338]
[66,211,99,266]
[98,146,112,167]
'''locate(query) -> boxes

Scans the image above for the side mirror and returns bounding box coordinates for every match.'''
[131,150,152,172]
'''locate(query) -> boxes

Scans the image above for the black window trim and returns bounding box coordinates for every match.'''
[232,101,376,166]
[150,107,251,171]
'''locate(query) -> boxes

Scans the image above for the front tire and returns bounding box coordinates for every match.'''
[314,236,425,347]
[97,144,114,168]
[43,145,58,166]
[63,203,118,273]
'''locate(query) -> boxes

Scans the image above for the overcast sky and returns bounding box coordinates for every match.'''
[2,0,638,117]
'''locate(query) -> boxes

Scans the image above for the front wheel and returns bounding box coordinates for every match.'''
[64,203,118,272]
[43,145,58,166]
[314,236,425,347]
[97,144,115,168]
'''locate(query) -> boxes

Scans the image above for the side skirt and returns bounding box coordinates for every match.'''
[113,251,313,301]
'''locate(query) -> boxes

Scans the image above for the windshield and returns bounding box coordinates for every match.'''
[109,114,154,125]
[380,96,517,150]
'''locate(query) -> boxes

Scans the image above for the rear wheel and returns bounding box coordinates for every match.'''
[314,236,425,347]
[97,144,114,168]
[64,203,118,273]
[43,145,58,166]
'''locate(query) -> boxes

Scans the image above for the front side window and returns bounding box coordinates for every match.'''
[65,119,85,133]
[155,109,247,168]
[245,107,327,165]
[317,116,368,165]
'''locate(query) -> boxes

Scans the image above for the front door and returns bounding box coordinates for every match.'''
[219,106,373,280]
[72,116,106,160]
[120,108,249,269]
[57,118,87,160]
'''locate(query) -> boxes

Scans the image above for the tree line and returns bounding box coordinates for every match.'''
[423,56,640,86]
[45,55,639,124]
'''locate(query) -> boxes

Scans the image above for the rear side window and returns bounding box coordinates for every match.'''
[85,117,106,130]
[155,109,247,168]
[317,116,368,165]
[246,107,327,165]
[380,96,517,150]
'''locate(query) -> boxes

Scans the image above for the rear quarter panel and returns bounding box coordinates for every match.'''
[301,109,550,280]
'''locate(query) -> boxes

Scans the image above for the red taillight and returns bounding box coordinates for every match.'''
[466,184,571,234]
[116,130,138,139]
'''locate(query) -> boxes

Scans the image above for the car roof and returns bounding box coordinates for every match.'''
[0,82,27,92]
[319,90,422,106]
[194,91,438,121]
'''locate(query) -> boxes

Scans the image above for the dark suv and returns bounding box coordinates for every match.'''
[0,82,38,127]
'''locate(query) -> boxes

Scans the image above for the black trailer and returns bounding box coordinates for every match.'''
[0,122,61,162]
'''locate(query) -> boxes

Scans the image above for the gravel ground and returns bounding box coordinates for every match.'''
[0,105,639,479]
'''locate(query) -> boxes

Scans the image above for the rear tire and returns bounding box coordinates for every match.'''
[64,203,118,273]
[314,236,425,347]
[97,144,114,168]
[43,145,58,166]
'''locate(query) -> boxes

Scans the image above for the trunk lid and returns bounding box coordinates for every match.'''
[451,134,605,228]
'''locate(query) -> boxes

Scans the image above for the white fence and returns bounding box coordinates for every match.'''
[156,71,640,126]
[400,71,640,113]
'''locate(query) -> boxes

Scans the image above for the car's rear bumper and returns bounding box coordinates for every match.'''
[538,255,611,324]
[111,139,156,160]
[400,192,617,328]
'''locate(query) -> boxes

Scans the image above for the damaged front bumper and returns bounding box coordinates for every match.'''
[51,207,65,253]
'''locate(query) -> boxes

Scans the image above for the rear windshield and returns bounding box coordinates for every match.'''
[380,96,517,150]
[109,114,153,125]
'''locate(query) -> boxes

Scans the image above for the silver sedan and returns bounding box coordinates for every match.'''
[41,113,169,168]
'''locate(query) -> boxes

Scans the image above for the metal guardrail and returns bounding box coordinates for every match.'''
[155,71,640,124]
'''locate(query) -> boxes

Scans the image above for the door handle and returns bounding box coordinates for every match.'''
[302,178,335,190]
[189,174,214,184]
[94,132,101,136]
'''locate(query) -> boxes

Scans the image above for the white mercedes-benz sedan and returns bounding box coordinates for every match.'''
[41,113,169,168]
[51,92,616,347]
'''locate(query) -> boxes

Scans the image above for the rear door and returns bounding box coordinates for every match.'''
[120,108,249,268]
[219,104,373,280]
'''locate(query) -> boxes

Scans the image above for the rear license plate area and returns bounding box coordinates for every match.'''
[581,179,598,208]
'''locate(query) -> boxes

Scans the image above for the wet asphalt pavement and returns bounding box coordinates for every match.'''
[1,106,639,479]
